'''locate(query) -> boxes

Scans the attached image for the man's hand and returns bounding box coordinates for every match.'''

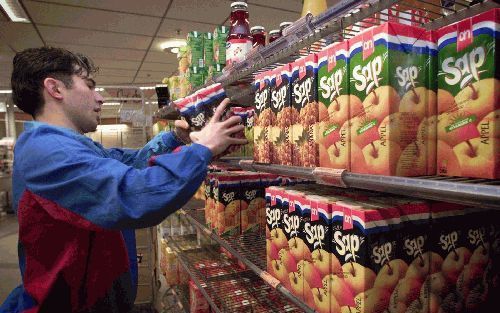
[173,120,191,144]
[190,98,248,156]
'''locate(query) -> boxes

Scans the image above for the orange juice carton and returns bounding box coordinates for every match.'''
[270,63,294,165]
[330,199,403,313]
[282,189,309,304]
[429,201,469,305]
[240,173,263,234]
[437,8,500,178]
[348,22,432,176]
[204,173,216,229]
[214,174,242,236]
[368,197,433,311]
[291,53,319,167]
[266,186,287,281]
[303,194,357,312]
[317,40,352,170]
[254,71,272,163]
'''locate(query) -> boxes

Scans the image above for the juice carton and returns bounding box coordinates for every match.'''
[291,54,319,167]
[270,64,294,166]
[254,71,272,163]
[458,207,497,311]
[214,174,242,236]
[282,189,310,304]
[429,202,468,307]
[329,199,403,313]
[317,41,352,170]
[348,23,431,176]
[436,8,500,178]
[303,195,355,313]
[213,25,228,65]
[425,30,438,175]
[266,187,288,286]
[240,173,263,234]
[367,196,433,312]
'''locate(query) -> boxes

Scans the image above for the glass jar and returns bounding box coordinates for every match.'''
[250,26,266,48]
[226,1,252,66]
[279,22,293,36]
[268,30,281,43]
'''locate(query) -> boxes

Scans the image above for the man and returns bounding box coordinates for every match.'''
[0,47,246,313]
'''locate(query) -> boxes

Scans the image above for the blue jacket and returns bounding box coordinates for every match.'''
[0,122,212,313]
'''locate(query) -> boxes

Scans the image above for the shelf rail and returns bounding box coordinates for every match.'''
[178,210,316,313]
[239,160,500,210]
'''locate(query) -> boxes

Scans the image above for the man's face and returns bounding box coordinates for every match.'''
[63,73,103,133]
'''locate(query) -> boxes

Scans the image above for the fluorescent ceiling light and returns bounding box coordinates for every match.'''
[95,87,105,92]
[160,39,186,53]
[0,0,30,23]
[140,86,155,90]
[0,90,12,94]
[102,102,121,106]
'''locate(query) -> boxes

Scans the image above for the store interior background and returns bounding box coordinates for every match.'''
[0,0,340,304]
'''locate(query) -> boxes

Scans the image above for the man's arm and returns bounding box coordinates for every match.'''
[104,131,184,168]
[18,132,211,230]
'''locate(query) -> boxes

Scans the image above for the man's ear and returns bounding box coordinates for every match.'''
[43,77,64,100]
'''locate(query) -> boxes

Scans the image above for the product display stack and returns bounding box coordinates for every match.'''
[160,2,499,313]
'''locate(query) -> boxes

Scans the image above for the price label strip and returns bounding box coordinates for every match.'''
[313,167,347,187]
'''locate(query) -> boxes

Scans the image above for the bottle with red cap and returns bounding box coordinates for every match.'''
[268,30,281,43]
[250,26,266,48]
[226,1,252,66]
[279,22,293,36]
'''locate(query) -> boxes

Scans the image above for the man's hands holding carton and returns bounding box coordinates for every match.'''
[188,98,248,156]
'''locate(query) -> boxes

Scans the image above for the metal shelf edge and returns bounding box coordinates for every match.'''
[179,210,316,313]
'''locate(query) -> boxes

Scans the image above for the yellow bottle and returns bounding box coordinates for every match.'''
[301,0,327,17]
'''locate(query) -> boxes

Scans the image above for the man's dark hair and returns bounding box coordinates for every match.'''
[11,47,98,117]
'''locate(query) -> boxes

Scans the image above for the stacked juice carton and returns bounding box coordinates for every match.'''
[204,171,311,237]
[265,185,499,313]
[436,8,499,178]
[253,8,499,179]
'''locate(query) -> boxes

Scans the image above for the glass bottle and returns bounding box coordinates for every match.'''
[226,1,252,66]
[268,30,281,43]
[251,26,266,48]
[279,22,293,36]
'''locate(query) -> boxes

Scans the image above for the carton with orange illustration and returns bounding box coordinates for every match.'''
[214,174,244,236]
[317,41,353,170]
[329,199,403,313]
[254,71,273,163]
[270,64,294,166]
[281,188,311,305]
[266,186,287,285]
[291,54,319,167]
[303,194,359,313]
[348,23,433,176]
[436,8,499,178]
[240,173,264,234]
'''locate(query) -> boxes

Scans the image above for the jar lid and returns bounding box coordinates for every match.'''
[269,30,281,35]
[231,2,248,8]
[250,26,265,32]
[280,22,293,28]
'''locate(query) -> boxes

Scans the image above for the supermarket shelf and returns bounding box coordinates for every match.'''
[178,209,316,313]
[239,160,500,210]
[167,237,304,313]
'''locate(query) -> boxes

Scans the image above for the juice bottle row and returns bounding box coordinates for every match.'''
[253,8,499,179]
[265,184,499,313]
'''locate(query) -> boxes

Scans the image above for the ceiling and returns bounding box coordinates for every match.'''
[0,0,340,90]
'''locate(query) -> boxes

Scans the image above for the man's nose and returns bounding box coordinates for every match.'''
[95,90,104,103]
